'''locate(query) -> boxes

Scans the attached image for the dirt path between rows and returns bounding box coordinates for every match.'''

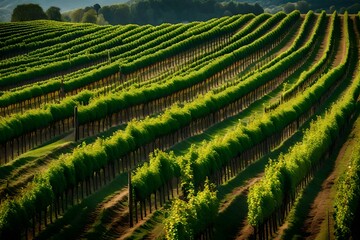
[331,16,346,68]
[275,16,304,55]
[219,175,263,214]
[80,187,129,239]
[0,132,74,204]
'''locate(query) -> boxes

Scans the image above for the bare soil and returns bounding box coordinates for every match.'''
[81,187,129,239]
[331,16,346,68]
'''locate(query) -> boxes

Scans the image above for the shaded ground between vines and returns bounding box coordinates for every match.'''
[36,173,128,240]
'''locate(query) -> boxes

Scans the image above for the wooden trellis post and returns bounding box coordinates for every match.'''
[128,171,134,227]
[74,106,79,142]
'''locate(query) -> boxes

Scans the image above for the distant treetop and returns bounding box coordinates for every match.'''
[11,4,48,22]
[46,6,62,21]
[96,0,264,25]
[94,3,101,16]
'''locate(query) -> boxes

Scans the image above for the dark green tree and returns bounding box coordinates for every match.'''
[94,3,101,16]
[100,4,131,24]
[46,6,61,21]
[131,1,152,24]
[11,4,48,22]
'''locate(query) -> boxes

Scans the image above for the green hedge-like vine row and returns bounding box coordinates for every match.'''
[0,90,94,144]
[132,150,180,200]
[164,181,219,240]
[333,145,360,239]
[333,28,360,236]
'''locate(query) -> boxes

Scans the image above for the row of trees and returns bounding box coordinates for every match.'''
[64,4,107,25]
[11,3,104,23]
[11,1,359,24]
[11,1,263,25]
[11,4,61,22]
[248,0,360,14]
[281,1,360,14]
[95,0,264,25]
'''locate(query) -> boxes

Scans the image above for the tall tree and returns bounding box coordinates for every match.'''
[11,4,48,22]
[46,6,62,21]
[94,4,101,16]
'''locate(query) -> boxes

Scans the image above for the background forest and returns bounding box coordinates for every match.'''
[3,0,360,24]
